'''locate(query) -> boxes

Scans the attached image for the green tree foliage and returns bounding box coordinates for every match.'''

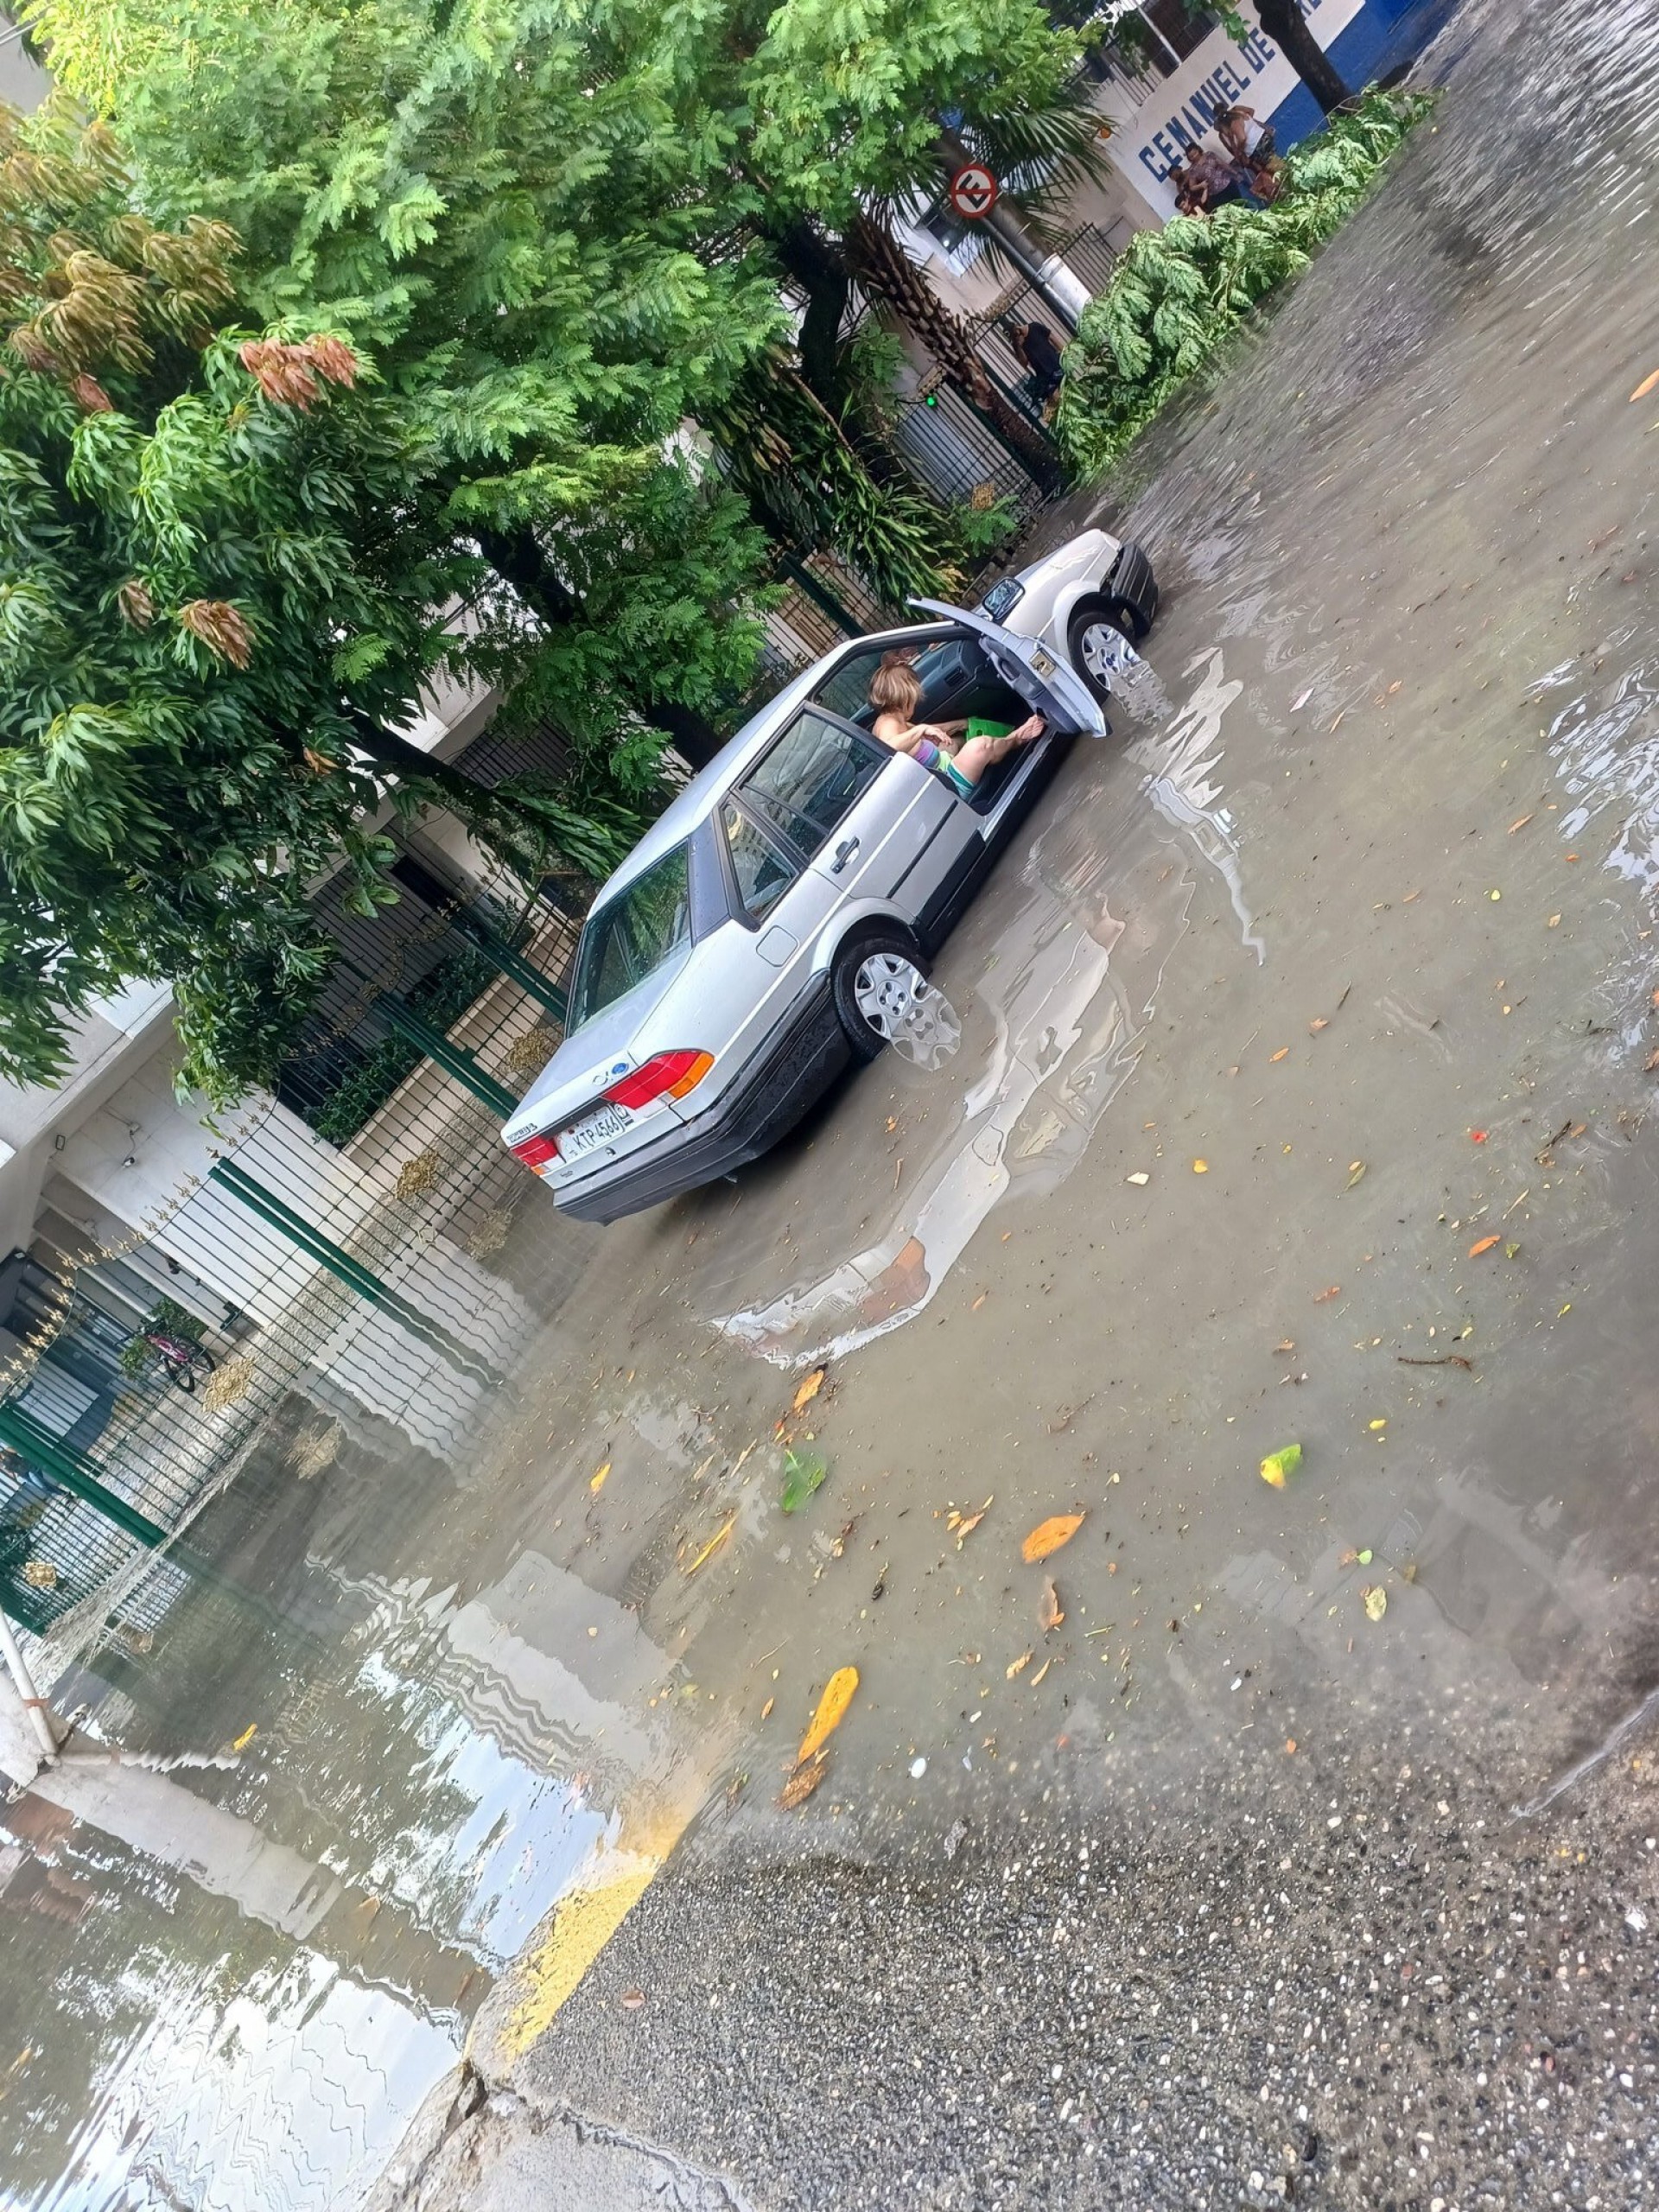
[29,0,784,784]
[0,100,634,1101]
[1054,91,1433,480]
[0,100,425,1096]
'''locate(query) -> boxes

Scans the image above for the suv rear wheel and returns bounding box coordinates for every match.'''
[832,931,961,1069]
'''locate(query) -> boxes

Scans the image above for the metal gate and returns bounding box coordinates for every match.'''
[0,832,591,1660]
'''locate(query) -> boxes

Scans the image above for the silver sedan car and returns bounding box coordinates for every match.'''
[504,527,1158,1221]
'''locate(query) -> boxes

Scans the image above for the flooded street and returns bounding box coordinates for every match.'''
[12,0,1659,2203]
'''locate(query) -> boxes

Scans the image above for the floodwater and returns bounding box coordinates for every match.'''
[12,0,1659,2200]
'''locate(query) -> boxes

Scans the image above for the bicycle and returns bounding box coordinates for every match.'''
[137,1329,217,1394]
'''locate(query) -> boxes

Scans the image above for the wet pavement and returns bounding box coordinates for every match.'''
[12,0,1659,2202]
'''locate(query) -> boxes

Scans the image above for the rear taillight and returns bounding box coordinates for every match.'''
[509,1130,560,1169]
[604,1050,714,1110]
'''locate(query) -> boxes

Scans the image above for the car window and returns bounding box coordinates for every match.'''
[810,634,981,728]
[569,845,691,1028]
[811,647,894,725]
[721,803,798,923]
[740,710,887,860]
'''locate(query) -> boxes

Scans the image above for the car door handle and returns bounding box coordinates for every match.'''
[830,836,860,874]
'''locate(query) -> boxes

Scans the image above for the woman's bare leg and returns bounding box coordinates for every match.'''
[950,718,1046,787]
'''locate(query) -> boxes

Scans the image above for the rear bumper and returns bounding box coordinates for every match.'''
[553,981,850,1224]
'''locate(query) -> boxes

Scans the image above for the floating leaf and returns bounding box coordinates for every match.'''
[1192,1158,1209,1173]
[1508,813,1533,835]
[1468,1234,1500,1257]
[1313,1285,1340,1302]
[1289,687,1313,712]
[1260,1442,1302,1489]
[1127,1171,1150,1186]
[1039,1578,1065,1633]
[798,1666,859,1764]
[1363,1585,1388,1622]
[1631,368,1659,402]
[1270,1046,1290,1063]
[791,1367,826,1414]
[589,1460,610,1493]
[779,1755,828,1808]
[780,1448,828,1513]
[1021,1512,1084,1563]
[1309,1017,1329,1034]
[947,1495,993,1548]
[1345,1161,1366,1189]
[1007,1648,1034,1678]
[1030,1656,1052,1686]
[1368,1418,1387,1432]
[1274,1338,1295,1355]
[1338,1547,1374,1567]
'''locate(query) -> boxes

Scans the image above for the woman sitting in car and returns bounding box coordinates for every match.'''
[867,652,1046,800]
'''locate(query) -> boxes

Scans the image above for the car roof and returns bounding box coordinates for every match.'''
[597,620,957,906]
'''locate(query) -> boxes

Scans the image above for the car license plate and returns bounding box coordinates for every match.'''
[560,1101,631,1160]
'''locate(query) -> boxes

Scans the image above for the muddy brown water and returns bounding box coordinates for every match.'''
[12,0,1659,2200]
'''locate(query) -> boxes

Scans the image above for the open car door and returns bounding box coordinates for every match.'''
[907,597,1108,738]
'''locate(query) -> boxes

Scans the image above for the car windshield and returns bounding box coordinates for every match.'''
[569,845,692,1030]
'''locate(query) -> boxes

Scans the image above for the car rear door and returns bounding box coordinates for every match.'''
[908,596,1108,736]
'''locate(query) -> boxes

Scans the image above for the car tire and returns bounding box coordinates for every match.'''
[831,931,959,1069]
[1067,595,1142,704]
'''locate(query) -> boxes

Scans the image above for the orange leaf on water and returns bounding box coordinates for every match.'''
[797,1665,859,1765]
[1313,1285,1340,1302]
[1021,1512,1084,1563]
[1270,1046,1290,1063]
[791,1367,826,1414]
[1631,369,1659,402]
[1039,1578,1065,1633]
[1468,1234,1501,1256]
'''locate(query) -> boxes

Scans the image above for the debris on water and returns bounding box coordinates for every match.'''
[682,1510,738,1574]
[1630,368,1659,401]
[1127,1170,1150,1185]
[1469,1235,1501,1257]
[1260,1443,1302,1488]
[791,1367,826,1414]
[1022,1513,1084,1562]
[1290,687,1313,711]
[798,1667,859,1763]
[909,1756,927,1779]
[1274,1339,1295,1355]
[1313,1285,1340,1302]
[1192,1157,1209,1173]
[589,1460,610,1493]
[944,1819,969,1860]
[1363,1586,1389,1622]
[779,1756,828,1809]
[947,1496,993,1546]
[780,1448,828,1512]
[1398,1353,1474,1371]
[1039,1578,1065,1633]
[1270,1046,1290,1062]
[620,1989,646,2011]
[1345,1160,1366,1189]
[1007,1649,1034,1679]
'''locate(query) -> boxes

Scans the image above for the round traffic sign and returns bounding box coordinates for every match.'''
[946,162,999,221]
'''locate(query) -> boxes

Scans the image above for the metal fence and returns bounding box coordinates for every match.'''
[0,829,594,1660]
